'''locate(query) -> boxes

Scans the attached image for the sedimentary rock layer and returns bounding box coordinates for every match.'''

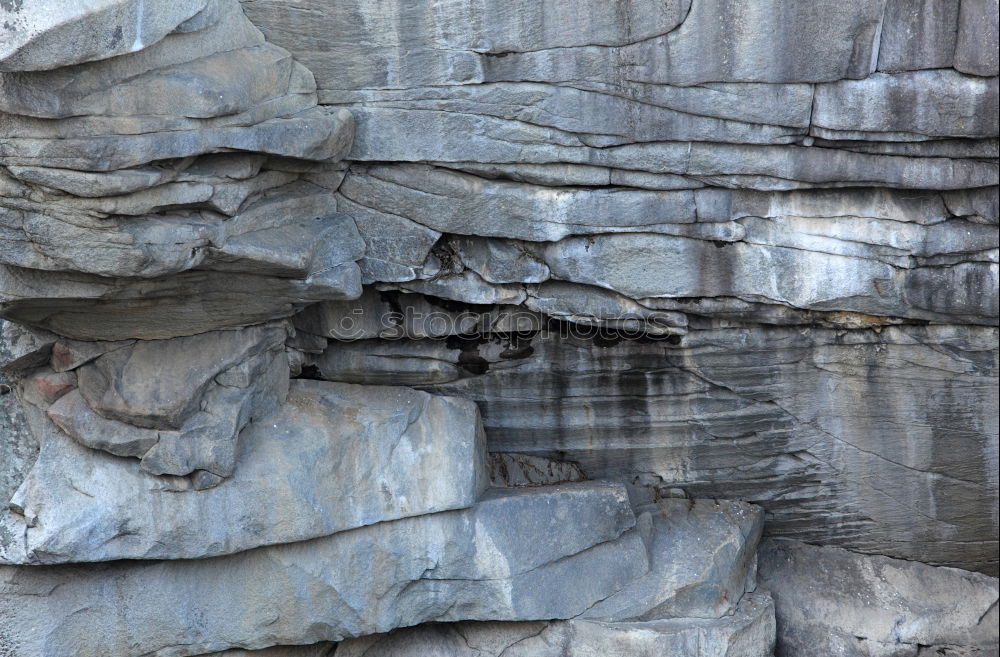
[0,483,648,657]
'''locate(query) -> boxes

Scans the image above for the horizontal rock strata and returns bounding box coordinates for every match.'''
[1,380,488,563]
[1,0,998,656]
[0,483,649,657]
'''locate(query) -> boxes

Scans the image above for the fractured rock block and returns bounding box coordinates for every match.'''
[0,482,648,657]
[583,499,764,621]
[1,380,488,563]
[759,539,999,657]
[0,0,210,72]
[76,323,287,429]
[336,593,776,657]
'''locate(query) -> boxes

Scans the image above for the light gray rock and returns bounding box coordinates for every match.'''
[759,539,999,657]
[877,0,961,71]
[241,0,689,90]
[484,0,886,86]
[1,380,488,563]
[0,482,648,657]
[338,164,701,242]
[584,499,763,621]
[390,271,528,307]
[0,0,209,72]
[322,83,805,146]
[450,236,549,285]
[0,0,266,118]
[812,71,999,139]
[0,320,36,503]
[422,325,1000,573]
[0,107,354,172]
[954,0,1000,76]
[336,593,776,657]
[196,646,335,657]
[245,0,885,88]
[532,232,998,323]
[0,259,363,341]
[75,323,287,429]
[342,116,998,190]
[526,281,687,336]
[0,180,363,280]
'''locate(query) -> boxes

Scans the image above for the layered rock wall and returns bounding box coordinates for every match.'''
[1,0,998,655]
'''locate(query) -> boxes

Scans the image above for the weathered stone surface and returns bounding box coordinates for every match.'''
[487,452,585,488]
[877,0,961,72]
[323,84,805,147]
[1,1,998,653]
[0,0,209,72]
[954,0,1000,76]
[245,0,886,89]
[813,71,999,139]
[1,380,487,563]
[0,107,353,172]
[197,647,335,657]
[0,263,363,341]
[337,593,776,657]
[584,499,763,621]
[0,0,266,118]
[419,325,999,572]
[533,232,997,324]
[759,539,1000,657]
[0,320,36,503]
[76,324,286,429]
[0,483,648,657]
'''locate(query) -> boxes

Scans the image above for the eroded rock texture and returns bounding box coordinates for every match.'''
[0,0,998,656]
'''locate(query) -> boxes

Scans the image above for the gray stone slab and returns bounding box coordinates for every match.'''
[336,593,776,657]
[1,380,488,563]
[0,482,648,657]
[0,0,208,72]
[759,539,999,657]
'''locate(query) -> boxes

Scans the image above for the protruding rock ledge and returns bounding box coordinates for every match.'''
[0,482,647,657]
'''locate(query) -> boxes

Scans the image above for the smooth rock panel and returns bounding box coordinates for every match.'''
[759,540,999,657]
[243,0,886,88]
[877,0,960,72]
[954,0,1000,76]
[0,482,648,657]
[812,71,999,139]
[534,233,998,324]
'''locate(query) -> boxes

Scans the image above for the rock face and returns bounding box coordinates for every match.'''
[759,539,999,657]
[0,0,998,656]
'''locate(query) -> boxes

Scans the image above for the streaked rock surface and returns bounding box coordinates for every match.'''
[0,1,997,656]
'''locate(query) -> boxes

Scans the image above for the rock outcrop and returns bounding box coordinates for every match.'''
[1,0,997,655]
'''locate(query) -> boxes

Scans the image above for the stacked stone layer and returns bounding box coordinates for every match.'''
[0,0,998,656]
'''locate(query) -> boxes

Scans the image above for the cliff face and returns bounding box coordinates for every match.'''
[0,1,997,656]
[238,0,1000,574]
